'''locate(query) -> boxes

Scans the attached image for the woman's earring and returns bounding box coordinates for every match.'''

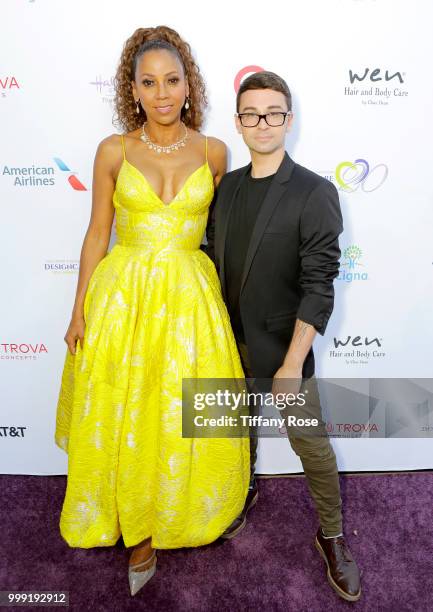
[135,99,141,114]
[184,97,190,110]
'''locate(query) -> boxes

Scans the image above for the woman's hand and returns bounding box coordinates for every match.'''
[64,315,86,355]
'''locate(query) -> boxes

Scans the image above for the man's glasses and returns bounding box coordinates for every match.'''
[237,111,292,128]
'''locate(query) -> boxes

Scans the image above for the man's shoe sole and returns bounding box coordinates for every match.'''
[315,536,361,602]
[220,492,258,540]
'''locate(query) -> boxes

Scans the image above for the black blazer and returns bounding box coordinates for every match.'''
[203,152,343,379]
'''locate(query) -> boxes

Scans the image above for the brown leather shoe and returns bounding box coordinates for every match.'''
[220,481,258,539]
[315,528,361,602]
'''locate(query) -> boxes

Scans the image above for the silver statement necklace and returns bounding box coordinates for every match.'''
[140,121,188,154]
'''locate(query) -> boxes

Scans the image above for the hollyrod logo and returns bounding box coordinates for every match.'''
[0,76,19,98]
[234,65,265,93]
[89,75,115,104]
[1,158,87,189]
[0,343,48,361]
[345,67,408,105]
[338,245,368,282]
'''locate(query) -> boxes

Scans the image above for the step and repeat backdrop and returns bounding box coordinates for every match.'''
[1,0,432,474]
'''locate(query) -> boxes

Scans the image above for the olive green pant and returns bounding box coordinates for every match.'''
[238,341,343,536]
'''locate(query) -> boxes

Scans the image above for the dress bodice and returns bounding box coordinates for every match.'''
[112,146,214,252]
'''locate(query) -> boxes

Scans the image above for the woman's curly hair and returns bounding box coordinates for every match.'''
[113,25,207,133]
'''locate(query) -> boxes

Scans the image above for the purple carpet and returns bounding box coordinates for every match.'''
[1,473,432,611]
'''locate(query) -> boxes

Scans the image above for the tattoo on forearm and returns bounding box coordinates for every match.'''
[296,322,312,345]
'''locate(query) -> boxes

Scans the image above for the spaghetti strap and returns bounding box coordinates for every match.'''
[205,136,208,163]
[120,134,126,161]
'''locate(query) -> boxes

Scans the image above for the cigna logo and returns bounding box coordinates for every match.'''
[234,65,265,93]
[336,158,388,193]
[0,76,19,97]
[338,245,368,282]
[349,67,404,84]
[1,342,48,360]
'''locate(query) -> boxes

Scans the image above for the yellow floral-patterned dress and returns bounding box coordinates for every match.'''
[55,135,250,549]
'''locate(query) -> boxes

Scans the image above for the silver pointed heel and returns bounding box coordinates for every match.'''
[128,550,157,596]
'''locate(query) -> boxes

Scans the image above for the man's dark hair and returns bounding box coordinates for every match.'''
[236,71,292,112]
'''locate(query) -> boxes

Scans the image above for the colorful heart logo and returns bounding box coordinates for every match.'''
[335,159,370,191]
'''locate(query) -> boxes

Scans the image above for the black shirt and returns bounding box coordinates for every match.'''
[224,169,275,342]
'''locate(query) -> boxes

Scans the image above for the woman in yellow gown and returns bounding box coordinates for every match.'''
[55,26,249,594]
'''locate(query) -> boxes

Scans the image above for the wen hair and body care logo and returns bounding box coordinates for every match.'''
[345,67,408,106]
[329,335,386,364]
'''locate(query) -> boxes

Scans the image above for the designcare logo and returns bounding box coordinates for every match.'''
[0,76,19,98]
[44,259,80,274]
[89,74,115,104]
[0,342,48,361]
[345,66,408,105]
[1,157,87,190]
[318,158,388,193]
[337,245,368,282]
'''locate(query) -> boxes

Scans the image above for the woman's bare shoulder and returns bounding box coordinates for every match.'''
[97,133,124,153]
[205,135,227,170]
[92,134,125,177]
[206,135,227,152]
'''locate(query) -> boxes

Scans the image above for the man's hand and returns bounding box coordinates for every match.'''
[272,363,303,411]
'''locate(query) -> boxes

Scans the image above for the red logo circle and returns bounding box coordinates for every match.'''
[234,65,265,93]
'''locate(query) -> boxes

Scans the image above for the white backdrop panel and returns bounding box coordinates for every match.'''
[1,0,432,474]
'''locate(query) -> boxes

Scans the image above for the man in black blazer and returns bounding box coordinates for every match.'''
[204,72,361,602]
